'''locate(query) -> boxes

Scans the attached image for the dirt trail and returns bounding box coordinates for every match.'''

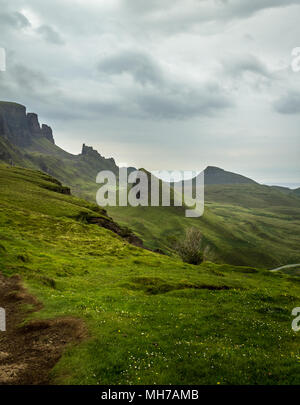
[270,263,300,272]
[0,273,86,385]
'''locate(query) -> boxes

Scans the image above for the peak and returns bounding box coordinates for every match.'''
[81,143,101,156]
[203,166,256,185]
[205,166,224,172]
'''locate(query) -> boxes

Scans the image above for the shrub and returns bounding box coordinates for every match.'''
[176,227,204,265]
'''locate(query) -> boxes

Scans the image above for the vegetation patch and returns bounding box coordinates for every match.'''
[124,276,233,295]
[0,165,299,385]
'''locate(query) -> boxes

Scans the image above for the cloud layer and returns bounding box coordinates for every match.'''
[0,0,299,183]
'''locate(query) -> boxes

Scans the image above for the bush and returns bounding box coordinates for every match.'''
[176,227,204,265]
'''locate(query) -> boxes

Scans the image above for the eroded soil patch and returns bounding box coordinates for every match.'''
[0,273,86,385]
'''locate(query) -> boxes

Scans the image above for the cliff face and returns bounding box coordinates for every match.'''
[41,124,54,143]
[0,102,54,147]
[0,101,120,199]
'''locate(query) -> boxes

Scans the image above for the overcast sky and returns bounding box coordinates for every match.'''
[0,0,300,185]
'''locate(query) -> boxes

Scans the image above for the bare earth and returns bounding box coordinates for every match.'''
[0,273,86,385]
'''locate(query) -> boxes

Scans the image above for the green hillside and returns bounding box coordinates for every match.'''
[1,101,300,268]
[108,182,300,268]
[0,164,299,384]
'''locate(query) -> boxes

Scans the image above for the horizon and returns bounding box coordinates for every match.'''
[2,97,299,187]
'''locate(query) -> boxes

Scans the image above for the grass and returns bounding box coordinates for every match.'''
[2,119,300,269]
[108,201,300,268]
[107,183,300,268]
[0,163,299,384]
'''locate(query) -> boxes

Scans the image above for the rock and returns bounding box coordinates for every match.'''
[81,143,101,157]
[0,102,56,147]
[27,113,41,137]
[41,124,54,144]
[0,102,31,146]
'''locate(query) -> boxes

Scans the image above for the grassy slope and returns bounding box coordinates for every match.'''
[2,125,300,268]
[0,163,299,384]
[108,182,300,268]
[0,133,118,201]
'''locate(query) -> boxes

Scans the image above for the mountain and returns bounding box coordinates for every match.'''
[1,100,300,267]
[0,101,118,200]
[0,163,299,384]
[204,165,256,185]
[109,171,300,267]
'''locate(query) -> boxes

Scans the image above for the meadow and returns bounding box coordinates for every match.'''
[0,164,299,384]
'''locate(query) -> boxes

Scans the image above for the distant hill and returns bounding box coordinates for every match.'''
[172,165,257,200]
[1,100,300,267]
[204,166,256,185]
[1,163,299,384]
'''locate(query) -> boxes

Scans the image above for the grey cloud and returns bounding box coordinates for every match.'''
[273,92,300,114]
[36,25,65,45]
[0,0,299,182]
[12,64,50,91]
[97,50,232,119]
[122,0,179,14]
[123,0,298,18]
[98,51,163,86]
[120,0,300,35]
[222,54,272,79]
[0,57,56,105]
[137,86,232,119]
[219,0,300,19]
[0,11,30,29]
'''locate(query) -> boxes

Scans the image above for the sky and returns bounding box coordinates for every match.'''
[0,0,300,186]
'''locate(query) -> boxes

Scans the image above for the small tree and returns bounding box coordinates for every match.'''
[176,227,204,265]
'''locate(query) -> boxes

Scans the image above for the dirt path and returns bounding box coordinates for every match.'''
[270,263,300,272]
[0,273,86,385]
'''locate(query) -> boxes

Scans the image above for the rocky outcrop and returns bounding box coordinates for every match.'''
[41,124,54,144]
[80,143,117,172]
[81,143,98,156]
[0,101,55,147]
[0,102,31,146]
[27,113,42,137]
[86,215,144,248]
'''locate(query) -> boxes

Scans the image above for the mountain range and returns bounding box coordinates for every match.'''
[1,101,300,267]
[0,101,260,194]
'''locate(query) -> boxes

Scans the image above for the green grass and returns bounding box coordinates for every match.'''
[107,184,300,268]
[0,163,299,385]
[2,122,300,269]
